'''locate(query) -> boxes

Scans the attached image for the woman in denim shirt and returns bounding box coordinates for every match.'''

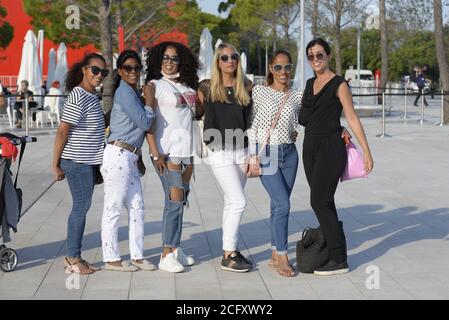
[101,50,157,272]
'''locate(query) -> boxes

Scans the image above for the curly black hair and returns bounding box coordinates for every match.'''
[145,41,199,90]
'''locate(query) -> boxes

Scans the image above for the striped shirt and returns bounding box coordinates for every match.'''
[61,87,105,165]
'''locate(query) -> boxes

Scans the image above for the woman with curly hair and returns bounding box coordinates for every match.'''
[145,41,200,273]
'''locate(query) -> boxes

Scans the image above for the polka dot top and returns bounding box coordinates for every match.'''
[249,85,303,146]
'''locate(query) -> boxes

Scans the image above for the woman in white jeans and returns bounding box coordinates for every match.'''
[197,43,253,273]
[101,50,156,272]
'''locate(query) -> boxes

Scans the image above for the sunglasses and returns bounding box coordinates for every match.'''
[219,53,239,63]
[306,53,325,61]
[162,55,181,65]
[85,66,109,77]
[121,65,143,73]
[272,64,293,73]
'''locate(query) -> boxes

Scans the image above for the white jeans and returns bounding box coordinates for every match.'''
[208,148,248,252]
[101,144,145,262]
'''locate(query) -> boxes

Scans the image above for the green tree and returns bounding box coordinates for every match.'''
[169,0,229,53]
[0,4,13,49]
[224,0,300,75]
[316,0,369,76]
[387,0,433,30]
[433,0,449,123]
[380,0,388,103]
[339,28,381,73]
[389,30,438,80]
[223,0,274,75]
[23,0,169,111]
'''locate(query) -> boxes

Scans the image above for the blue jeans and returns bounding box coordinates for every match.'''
[60,159,95,258]
[259,144,299,255]
[155,157,191,248]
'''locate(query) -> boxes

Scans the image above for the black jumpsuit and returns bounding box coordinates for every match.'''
[298,75,348,264]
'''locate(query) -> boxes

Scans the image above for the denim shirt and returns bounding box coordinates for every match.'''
[108,80,155,148]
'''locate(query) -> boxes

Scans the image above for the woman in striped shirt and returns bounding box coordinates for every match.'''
[52,53,109,275]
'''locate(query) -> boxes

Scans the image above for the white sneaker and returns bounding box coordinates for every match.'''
[174,247,195,266]
[158,253,185,273]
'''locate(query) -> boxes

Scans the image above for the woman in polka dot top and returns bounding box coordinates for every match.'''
[249,50,303,277]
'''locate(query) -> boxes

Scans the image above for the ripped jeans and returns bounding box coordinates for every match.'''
[154,156,192,248]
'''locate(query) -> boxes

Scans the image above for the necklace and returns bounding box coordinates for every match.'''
[225,87,233,95]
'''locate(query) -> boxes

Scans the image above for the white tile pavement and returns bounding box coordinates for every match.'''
[1,97,448,299]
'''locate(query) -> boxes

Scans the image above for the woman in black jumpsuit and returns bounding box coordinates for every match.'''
[299,39,374,276]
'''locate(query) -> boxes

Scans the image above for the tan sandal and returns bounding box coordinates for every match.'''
[268,260,295,277]
[276,263,295,277]
[64,257,93,275]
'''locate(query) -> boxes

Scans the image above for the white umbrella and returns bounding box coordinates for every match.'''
[293,27,314,90]
[37,30,44,77]
[54,43,68,92]
[215,38,223,49]
[47,48,56,88]
[17,30,42,95]
[197,28,214,82]
[241,52,247,75]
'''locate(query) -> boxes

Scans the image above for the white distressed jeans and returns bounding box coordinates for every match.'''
[207,148,248,252]
[101,144,145,262]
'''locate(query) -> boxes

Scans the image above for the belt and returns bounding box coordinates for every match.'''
[108,140,142,156]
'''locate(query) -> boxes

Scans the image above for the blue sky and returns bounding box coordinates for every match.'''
[197,0,221,14]
[197,0,227,17]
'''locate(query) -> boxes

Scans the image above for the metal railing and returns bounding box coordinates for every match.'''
[351,90,449,138]
[2,90,448,138]
[2,93,69,135]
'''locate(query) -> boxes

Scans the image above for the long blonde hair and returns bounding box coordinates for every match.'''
[210,43,250,107]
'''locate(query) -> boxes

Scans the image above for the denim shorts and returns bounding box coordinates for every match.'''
[163,156,193,173]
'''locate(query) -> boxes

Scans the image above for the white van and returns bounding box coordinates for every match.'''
[344,67,375,88]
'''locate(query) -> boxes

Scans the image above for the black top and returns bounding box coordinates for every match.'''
[298,75,346,135]
[19,89,34,100]
[199,80,251,150]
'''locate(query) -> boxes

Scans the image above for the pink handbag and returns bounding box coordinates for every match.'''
[340,137,367,182]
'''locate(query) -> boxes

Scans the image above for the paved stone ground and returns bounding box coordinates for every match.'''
[0,96,448,300]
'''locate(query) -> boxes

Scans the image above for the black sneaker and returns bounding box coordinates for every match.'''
[221,251,252,273]
[314,260,349,276]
